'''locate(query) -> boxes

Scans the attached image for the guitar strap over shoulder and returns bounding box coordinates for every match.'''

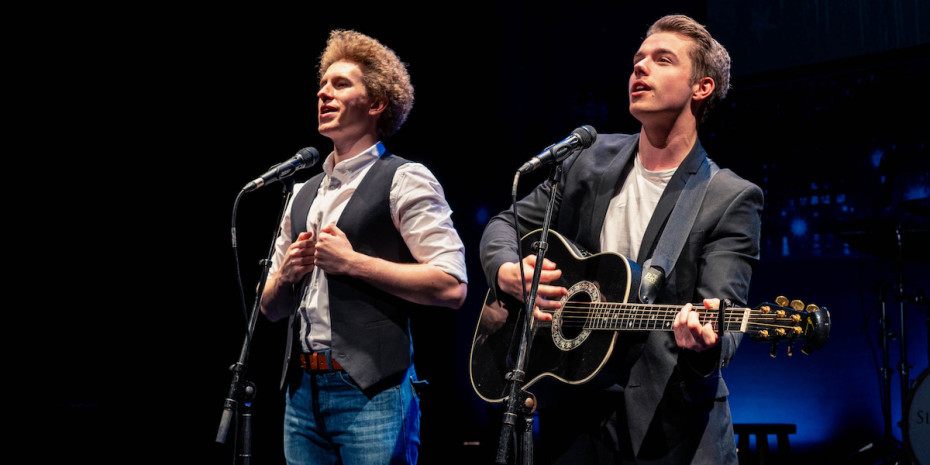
[638,157,719,304]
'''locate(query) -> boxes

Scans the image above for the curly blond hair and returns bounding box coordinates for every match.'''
[319,30,414,139]
[647,15,731,121]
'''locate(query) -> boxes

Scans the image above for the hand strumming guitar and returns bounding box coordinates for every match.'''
[496,255,568,322]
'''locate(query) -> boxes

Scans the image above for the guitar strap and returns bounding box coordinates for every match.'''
[638,156,719,304]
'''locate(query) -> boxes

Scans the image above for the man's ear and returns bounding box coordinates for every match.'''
[692,77,715,103]
[369,97,388,116]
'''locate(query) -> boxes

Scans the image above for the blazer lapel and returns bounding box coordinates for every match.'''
[586,136,638,247]
[625,139,709,456]
[635,140,708,264]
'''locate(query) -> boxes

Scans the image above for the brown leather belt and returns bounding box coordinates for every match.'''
[299,352,344,372]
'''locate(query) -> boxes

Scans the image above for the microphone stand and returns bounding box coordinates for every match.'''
[894,226,913,465]
[495,163,563,465]
[217,179,295,465]
[878,284,898,459]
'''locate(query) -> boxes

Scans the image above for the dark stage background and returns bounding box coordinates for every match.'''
[35,2,930,464]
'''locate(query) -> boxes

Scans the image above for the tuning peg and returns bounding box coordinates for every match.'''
[787,344,794,357]
[806,304,819,313]
[791,314,801,323]
[770,342,778,358]
[760,305,771,314]
[758,329,769,339]
[775,328,787,337]
[775,296,789,307]
[790,300,805,311]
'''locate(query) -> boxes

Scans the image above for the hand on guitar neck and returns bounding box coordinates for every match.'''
[676,299,722,352]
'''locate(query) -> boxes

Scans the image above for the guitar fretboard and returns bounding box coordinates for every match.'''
[558,302,751,333]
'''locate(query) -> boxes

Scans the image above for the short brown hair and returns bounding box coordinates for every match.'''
[647,15,730,121]
[319,30,414,139]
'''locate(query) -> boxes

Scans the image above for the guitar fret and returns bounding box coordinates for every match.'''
[596,302,607,329]
[587,302,595,329]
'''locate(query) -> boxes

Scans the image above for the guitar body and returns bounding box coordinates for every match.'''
[469,230,642,403]
[470,232,832,405]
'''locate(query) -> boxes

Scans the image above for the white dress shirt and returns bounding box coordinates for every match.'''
[268,142,467,352]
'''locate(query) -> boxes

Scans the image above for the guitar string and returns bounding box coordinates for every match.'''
[558,301,815,313]
[554,309,799,325]
[558,306,801,317]
[551,302,803,331]
[555,308,800,324]
[558,302,811,319]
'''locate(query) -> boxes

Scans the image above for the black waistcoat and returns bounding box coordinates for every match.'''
[283,153,417,392]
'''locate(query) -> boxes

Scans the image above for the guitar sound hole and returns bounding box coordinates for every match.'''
[551,280,597,351]
[559,292,592,340]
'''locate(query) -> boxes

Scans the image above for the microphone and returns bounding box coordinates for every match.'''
[242,147,320,192]
[517,125,597,174]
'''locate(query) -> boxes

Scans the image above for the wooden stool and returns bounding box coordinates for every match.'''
[733,423,796,465]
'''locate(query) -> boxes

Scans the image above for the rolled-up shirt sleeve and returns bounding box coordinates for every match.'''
[389,163,468,284]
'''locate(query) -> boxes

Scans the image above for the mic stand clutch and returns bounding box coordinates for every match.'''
[217,180,296,465]
[495,164,563,465]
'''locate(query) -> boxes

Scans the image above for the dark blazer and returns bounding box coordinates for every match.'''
[479,133,763,463]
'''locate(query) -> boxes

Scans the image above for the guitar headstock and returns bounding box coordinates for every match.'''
[746,296,831,357]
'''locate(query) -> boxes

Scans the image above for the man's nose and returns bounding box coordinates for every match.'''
[317,84,333,100]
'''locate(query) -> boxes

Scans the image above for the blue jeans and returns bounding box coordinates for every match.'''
[283,363,421,465]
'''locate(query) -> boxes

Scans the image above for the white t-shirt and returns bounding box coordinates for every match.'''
[599,152,676,261]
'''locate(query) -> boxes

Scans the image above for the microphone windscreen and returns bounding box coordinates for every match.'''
[297,147,320,166]
[574,125,597,147]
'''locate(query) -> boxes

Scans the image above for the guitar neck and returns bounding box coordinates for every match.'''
[559,302,751,333]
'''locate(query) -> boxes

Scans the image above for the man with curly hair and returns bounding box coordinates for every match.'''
[479,14,761,464]
[261,30,467,465]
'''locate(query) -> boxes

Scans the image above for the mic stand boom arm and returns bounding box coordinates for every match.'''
[495,163,563,465]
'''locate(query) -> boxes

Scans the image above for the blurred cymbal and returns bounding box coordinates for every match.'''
[839,227,930,262]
